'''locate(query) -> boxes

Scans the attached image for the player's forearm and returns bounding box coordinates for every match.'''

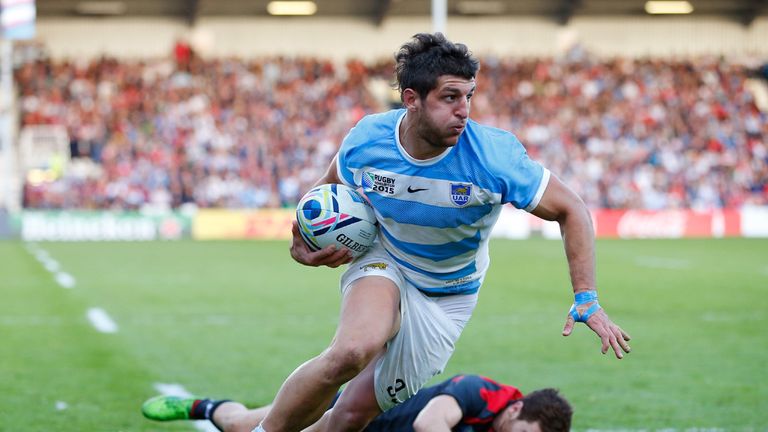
[530,175,595,293]
[412,396,463,432]
[557,201,596,293]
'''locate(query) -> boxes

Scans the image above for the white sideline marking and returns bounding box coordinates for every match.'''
[24,243,77,289]
[634,256,691,269]
[86,308,118,333]
[42,259,61,273]
[154,383,194,397]
[34,250,50,262]
[55,272,76,289]
[152,383,220,432]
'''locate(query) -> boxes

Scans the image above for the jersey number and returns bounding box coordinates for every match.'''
[387,379,406,404]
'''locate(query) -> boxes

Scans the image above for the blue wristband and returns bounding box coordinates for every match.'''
[569,290,601,323]
[574,290,598,305]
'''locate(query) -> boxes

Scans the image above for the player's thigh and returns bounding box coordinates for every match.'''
[336,245,404,349]
[334,275,400,352]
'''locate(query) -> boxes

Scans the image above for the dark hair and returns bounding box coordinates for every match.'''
[394,32,480,100]
[517,388,573,432]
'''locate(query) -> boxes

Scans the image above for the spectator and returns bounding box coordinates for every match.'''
[15,52,768,210]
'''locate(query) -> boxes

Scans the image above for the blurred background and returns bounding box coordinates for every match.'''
[0,0,766,240]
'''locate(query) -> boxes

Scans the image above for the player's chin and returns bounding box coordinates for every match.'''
[442,134,461,146]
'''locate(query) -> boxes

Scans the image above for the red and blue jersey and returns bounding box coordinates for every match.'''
[333,374,523,431]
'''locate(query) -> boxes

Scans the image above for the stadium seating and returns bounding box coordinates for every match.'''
[16,52,768,210]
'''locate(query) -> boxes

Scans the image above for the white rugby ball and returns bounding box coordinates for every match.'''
[296,184,378,258]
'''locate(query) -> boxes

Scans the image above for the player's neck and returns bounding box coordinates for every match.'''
[399,113,446,160]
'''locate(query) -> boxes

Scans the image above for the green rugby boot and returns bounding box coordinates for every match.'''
[141,395,195,421]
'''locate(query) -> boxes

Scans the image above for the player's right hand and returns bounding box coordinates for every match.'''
[290,221,353,268]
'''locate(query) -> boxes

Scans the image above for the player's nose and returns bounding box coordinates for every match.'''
[455,98,469,119]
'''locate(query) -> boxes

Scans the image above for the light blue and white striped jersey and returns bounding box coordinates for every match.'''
[337,109,550,296]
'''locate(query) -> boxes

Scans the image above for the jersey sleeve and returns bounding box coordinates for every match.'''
[336,126,359,189]
[509,152,550,212]
[483,129,550,212]
[436,374,525,424]
[435,375,494,419]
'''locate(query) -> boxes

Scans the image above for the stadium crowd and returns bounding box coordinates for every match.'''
[16,49,768,210]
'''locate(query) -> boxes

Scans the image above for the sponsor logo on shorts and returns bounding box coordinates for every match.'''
[443,275,474,286]
[450,183,472,206]
[361,262,388,272]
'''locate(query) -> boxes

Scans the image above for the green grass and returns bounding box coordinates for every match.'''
[1,239,766,430]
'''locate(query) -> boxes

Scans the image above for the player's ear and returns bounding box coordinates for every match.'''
[402,88,420,111]
[506,401,524,419]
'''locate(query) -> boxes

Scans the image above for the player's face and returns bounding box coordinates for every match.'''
[416,75,475,148]
[494,402,542,432]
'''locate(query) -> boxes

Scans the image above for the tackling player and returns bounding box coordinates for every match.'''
[142,374,573,432]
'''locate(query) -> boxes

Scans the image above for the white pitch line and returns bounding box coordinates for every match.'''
[34,250,50,262]
[86,308,118,333]
[152,383,220,432]
[25,242,40,254]
[42,258,61,273]
[25,244,77,289]
[55,272,76,289]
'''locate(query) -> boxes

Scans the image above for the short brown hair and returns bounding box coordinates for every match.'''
[518,388,573,432]
[394,32,480,100]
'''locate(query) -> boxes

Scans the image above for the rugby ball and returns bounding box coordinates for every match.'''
[296,184,378,258]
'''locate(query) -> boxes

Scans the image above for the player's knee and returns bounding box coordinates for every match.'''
[323,344,376,383]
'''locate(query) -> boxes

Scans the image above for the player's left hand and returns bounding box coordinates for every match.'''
[290,220,353,268]
[562,306,631,359]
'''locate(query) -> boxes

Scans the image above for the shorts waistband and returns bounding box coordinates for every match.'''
[417,287,479,297]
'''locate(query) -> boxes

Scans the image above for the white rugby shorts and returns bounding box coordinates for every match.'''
[340,241,479,411]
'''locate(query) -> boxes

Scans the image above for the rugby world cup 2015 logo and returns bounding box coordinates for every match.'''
[362,172,395,194]
[450,183,472,207]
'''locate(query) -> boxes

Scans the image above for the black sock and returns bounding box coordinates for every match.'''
[190,399,231,421]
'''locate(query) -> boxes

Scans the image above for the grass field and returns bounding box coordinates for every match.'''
[1,238,766,431]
